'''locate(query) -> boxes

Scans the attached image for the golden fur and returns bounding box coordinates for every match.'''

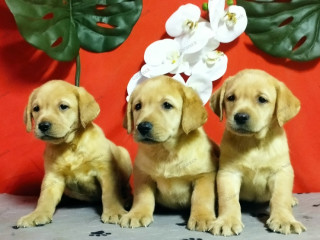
[120,76,219,232]
[17,80,132,227]
[210,69,306,235]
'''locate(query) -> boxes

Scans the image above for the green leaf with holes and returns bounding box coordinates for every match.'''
[237,0,320,61]
[5,0,142,61]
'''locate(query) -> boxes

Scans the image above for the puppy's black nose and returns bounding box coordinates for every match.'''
[137,122,153,136]
[38,122,51,133]
[234,113,250,125]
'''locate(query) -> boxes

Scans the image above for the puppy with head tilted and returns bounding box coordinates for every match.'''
[120,76,219,232]
[17,80,132,228]
[210,69,306,236]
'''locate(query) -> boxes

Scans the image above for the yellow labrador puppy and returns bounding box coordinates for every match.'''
[120,76,219,232]
[17,80,132,228]
[210,69,306,235]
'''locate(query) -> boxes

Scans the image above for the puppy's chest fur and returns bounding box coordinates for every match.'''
[138,153,208,208]
[44,135,109,201]
[136,130,216,208]
[221,129,292,202]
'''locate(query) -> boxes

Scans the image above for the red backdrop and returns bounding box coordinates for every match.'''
[0,0,319,195]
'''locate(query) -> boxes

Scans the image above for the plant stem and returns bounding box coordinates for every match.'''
[75,54,81,87]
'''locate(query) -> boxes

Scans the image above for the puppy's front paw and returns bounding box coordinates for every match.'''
[119,211,153,228]
[101,208,127,224]
[187,213,215,232]
[210,217,244,236]
[267,215,306,234]
[16,211,52,228]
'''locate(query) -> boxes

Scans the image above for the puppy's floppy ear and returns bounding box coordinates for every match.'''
[276,81,300,127]
[24,89,38,132]
[123,99,133,134]
[210,82,226,121]
[77,87,100,128]
[182,86,207,134]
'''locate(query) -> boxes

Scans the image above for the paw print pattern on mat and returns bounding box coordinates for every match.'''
[89,231,111,237]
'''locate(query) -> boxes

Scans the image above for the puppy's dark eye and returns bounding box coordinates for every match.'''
[227,95,235,102]
[59,104,69,111]
[258,96,268,104]
[134,103,142,111]
[163,102,173,110]
[33,106,40,112]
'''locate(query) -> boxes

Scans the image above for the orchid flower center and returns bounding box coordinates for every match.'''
[223,11,237,28]
[205,50,224,66]
[167,51,180,64]
[184,19,198,32]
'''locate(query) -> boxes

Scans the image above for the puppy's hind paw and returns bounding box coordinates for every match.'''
[119,212,153,228]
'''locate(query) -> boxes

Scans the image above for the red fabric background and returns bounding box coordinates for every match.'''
[0,0,319,195]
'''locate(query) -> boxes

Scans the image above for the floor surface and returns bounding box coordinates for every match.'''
[0,193,319,240]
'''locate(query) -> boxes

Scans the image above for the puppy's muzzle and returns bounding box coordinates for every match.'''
[234,113,250,125]
[137,121,153,136]
[38,121,52,133]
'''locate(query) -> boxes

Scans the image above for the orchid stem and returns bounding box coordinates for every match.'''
[75,54,81,87]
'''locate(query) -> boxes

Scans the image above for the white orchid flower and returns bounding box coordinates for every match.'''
[166,4,214,57]
[126,1,247,104]
[208,0,247,43]
[141,39,181,78]
[192,49,228,82]
[126,39,182,101]
[165,4,201,38]
[175,21,214,55]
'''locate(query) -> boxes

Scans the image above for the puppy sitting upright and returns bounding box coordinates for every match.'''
[120,76,219,233]
[210,69,305,235]
[17,80,132,228]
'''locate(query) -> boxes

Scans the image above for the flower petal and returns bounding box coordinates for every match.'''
[169,60,190,75]
[205,37,220,51]
[141,63,177,78]
[176,22,213,55]
[144,39,180,66]
[143,39,181,77]
[214,5,248,43]
[172,73,186,85]
[208,0,226,33]
[186,73,213,105]
[166,4,201,37]
[126,71,148,101]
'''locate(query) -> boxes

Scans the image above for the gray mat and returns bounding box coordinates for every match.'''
[0,193,319,240]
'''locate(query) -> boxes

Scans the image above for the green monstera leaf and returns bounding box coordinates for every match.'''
[237,0,320,61]
[5,0,142,62]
